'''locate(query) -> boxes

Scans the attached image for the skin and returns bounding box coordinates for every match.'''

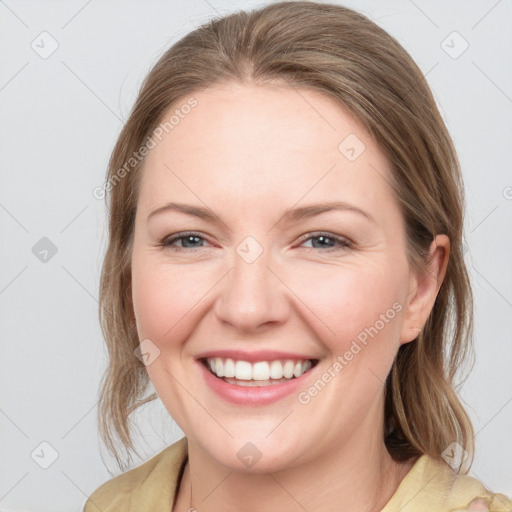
[130,81,450,512]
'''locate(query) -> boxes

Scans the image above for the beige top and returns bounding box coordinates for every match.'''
[83,437,512,511]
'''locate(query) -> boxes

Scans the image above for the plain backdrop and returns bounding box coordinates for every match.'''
[1,1,511,510]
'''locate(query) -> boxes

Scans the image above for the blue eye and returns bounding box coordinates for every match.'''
[299,232,351,252]
[161,232,207,249]
[159,231,352,252]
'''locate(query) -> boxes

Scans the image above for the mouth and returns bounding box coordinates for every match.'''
[200,357,319,387]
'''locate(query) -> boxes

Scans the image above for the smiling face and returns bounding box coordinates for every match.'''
[131,81,423,472]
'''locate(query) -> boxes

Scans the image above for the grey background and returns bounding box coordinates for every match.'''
[1,1,511,510]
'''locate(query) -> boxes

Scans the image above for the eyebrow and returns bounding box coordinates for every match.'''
[147,200,374,226]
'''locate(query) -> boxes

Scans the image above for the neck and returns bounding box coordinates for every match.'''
[174,423,414,512]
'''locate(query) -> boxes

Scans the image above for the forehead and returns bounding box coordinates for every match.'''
[146,81,377,164]
[138,82,396,222]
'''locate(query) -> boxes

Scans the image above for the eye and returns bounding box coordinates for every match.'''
[298,232,352,252]
[158,231,352,252]
[159,231,209,250]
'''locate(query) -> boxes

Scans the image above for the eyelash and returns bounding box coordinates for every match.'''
[158,231,353,253]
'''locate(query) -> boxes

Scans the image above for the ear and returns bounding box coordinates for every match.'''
[399,234,450,345]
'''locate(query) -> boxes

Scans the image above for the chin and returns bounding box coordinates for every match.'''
[191,431,307,474]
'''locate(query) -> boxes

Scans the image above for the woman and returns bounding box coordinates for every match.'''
[84,2,512,511]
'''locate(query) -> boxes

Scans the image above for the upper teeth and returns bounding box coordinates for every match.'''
[206,358,313,380]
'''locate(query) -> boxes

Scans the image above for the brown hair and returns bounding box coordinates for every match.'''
[97,0,474,472]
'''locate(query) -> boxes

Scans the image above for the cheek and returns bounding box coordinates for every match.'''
[286,258,405,355]
[131,255,216,344]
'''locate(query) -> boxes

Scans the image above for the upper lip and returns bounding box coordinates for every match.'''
[195,349,319,363]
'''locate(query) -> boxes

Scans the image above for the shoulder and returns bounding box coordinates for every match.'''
[83,437,188,512]
[444,468,512,512]
[384,455,512,512]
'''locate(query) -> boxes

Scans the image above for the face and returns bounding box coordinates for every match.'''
[131,81,420,472]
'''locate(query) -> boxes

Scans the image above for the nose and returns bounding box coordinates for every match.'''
[213,242,290,333]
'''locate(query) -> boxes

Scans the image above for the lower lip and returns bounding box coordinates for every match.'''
[197,360,316,406]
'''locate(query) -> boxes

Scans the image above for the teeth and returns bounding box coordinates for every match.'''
[297,360,312,377]
[252,361,270,380]
[223,377,297,387]
[205,357,314,382]
[283,360,295,378]
[270,360,283,379]
[214,357,224,377]
[224,358,235,378]
[234,360,252,380]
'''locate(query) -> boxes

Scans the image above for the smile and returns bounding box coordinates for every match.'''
[204,357,316,386]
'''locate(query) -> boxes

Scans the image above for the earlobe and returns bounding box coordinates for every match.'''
[399,234,450,344]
